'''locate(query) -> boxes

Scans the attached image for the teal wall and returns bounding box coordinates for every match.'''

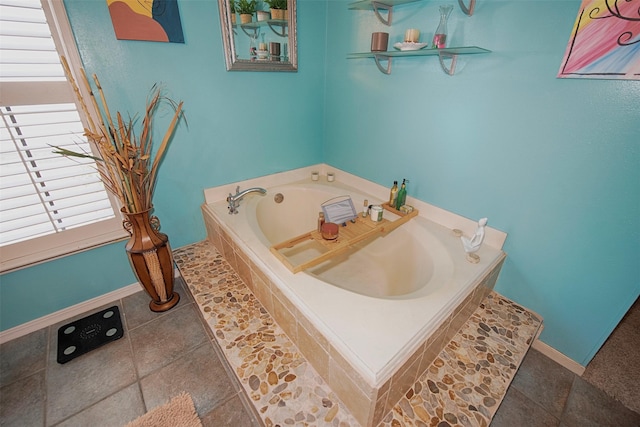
[0,0,327,330]
[324,0,639,366]
[1,0,638,367]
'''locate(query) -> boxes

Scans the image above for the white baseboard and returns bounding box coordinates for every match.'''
[532,339,586,376]
[0,282,141,345]
[0,269,184,345]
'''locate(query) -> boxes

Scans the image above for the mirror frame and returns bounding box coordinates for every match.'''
[218,0,297,72]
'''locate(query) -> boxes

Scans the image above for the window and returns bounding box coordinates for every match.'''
[0,0,126,273]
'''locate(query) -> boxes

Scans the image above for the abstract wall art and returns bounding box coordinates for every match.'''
[107,0,184,43]
[558,0,640,80]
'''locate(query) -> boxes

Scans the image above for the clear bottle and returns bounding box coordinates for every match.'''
[317,212,325,232]
[249,33,258,58]
[395,179,407,210]
[432,5,453,49]
[388,181,398,207]
[363,199,369,217]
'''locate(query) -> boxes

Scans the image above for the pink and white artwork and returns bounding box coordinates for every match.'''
[558,0,640,80]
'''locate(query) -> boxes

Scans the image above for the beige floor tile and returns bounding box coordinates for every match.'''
[140,342,237,417]
[129,303,208,378]
[55,383,145,427]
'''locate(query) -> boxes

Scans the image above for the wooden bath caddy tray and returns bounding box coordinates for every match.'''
[270,203,418,273]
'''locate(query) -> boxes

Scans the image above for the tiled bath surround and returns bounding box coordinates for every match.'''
[174,241,360,426]
[202,207,507,426]
[174,239,544,426]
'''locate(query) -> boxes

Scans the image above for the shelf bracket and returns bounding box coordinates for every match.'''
[373,54,392,74]
[457,0,476,16]
[371,1,393,26]
[267,21,287,37]
[240,25,259,38]
[438,52,458,76]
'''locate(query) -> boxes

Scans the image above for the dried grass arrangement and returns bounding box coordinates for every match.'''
[54,57,185,214]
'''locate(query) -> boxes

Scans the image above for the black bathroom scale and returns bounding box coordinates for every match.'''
[56,305,124,364]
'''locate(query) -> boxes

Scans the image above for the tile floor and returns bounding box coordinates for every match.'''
[492,348,640,427]
[0,278,262,427]
[2,276,639,426]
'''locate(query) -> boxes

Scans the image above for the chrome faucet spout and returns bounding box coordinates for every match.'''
[226,186,267,214]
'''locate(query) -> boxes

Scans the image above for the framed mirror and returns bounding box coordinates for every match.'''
[218,0,297,72]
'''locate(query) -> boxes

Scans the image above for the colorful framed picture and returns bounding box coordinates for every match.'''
[558,0,640,80]
[107,0,184,43]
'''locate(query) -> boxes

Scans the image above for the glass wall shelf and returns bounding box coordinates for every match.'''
[348,0,476,25]
[348,0,419,9]
[347,46,490,75]
[234,19,288,37]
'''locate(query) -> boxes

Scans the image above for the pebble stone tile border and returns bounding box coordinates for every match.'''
[173,241,359,426]
[173,241,542,427]
[379,293,543,427]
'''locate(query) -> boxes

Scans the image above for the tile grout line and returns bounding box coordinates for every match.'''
[119,296,150,416]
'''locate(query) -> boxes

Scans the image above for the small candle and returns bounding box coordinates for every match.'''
[404,28,420,43]
[259,42,267,51]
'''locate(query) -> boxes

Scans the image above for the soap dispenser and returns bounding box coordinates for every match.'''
[395,179,407,210]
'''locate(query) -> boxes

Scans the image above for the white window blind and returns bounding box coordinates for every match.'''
[0,0,127,273]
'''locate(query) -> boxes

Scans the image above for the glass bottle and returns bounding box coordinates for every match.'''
[249,32,258,59]
[389,181,398,207]
[395,179,407,210]
[432,5,453,49]
[317,212,325,232]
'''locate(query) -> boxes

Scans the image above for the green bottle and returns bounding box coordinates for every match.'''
[395,179,407,210]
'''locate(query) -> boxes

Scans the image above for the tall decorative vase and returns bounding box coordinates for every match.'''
[432,5,453,48]
[122,208,180,312]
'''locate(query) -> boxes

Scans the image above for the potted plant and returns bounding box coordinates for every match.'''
[229,0,237,25]
[236,0,256,24]
[53,58,186,313]
[265,0,287,20]
[256,4,270,22]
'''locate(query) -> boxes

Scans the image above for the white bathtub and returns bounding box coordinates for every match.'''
[255,185,455,299]
[203,171,506,388]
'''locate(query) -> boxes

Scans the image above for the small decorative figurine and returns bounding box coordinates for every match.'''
[461,217,487,263]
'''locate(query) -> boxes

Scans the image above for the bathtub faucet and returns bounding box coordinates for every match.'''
[226,186,267,214]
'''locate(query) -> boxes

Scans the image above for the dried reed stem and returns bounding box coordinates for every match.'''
[56,56,185,214]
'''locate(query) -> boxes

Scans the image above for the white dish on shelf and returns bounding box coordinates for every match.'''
[393,42,428,51]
